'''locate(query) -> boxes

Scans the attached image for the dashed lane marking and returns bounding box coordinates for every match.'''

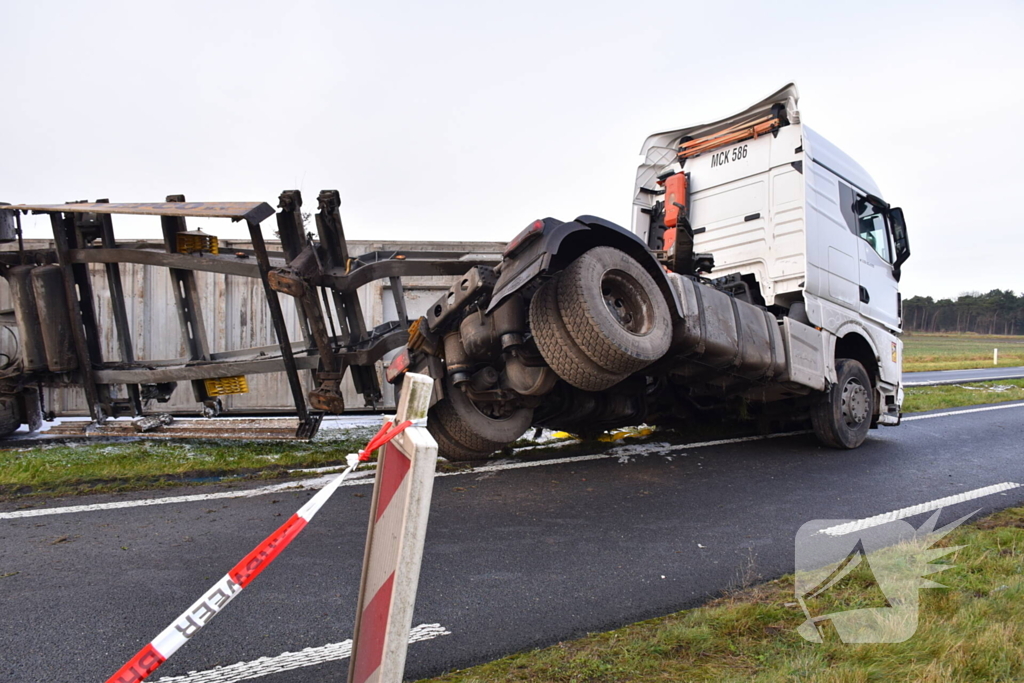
[819,482,1023,537]
[155,623,450,683]
[901,400,1024,421]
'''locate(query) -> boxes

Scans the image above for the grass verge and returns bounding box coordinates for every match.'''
[0,429,377,499]
[3,381,1023,499]
[416,506,1024,682]
[903,332,1024,372]
[902,379,1024,413]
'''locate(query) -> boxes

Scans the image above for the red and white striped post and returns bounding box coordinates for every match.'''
[348,372,438,683]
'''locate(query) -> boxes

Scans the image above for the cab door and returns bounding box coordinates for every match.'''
[839,185,900,330]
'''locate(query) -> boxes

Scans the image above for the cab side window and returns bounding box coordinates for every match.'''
[856,198,891,263]
[838,182,891,263]
[838,183,859,234]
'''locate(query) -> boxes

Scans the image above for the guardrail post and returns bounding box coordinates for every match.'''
[348,372,437,683]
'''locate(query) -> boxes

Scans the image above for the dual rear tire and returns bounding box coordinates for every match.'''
[425,246,670,461]
[530,247,671,391]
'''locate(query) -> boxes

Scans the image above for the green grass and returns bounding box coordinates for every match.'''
[902,380,1024,413]
[903,333,1024,372]
[416,506,1024,683]
[3,379,1022,499]
[0,429,377,498]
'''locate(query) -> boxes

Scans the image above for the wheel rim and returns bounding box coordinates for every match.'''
[455,381,521,423]
[474,397,519,421]
[840,378,870,427]
[600,270,653,335]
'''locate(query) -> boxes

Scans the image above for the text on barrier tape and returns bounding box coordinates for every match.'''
[106,420,411,683]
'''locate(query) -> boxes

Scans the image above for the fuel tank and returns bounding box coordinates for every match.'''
[667,273,786,381]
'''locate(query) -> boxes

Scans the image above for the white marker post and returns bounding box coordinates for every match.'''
[348,373,438,683]
[994,348,999,366]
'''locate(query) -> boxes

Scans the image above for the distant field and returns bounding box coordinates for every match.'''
[902,332,1024,372]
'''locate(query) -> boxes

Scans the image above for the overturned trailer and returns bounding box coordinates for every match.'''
[0,192,498,438]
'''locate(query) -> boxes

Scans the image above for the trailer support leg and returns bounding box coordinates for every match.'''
[246,219,318,437]
[161,194,217,415]
[277,191,347,413]
[388,276,409,328]
[48,212,107,421]
[315,190,381,406]
[97,205,143,415]
[275,190,316,379]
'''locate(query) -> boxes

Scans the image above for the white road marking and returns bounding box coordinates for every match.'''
[901,401,1024,421]
[155,623,450,683]
[904,371,1024,386]
[819,482,1023,537]
[5,398,1022,522]
[0,473,378,520]
[0,431,809,520]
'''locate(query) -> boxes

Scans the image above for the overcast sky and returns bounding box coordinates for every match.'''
[2,0,1021,300]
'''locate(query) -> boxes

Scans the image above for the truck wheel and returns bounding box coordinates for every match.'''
[428,419,494,462]
[558,246,671,374]
[427,376,533,461]
[530,274,627,392]
[0,397,20,438]
[811,359,873,449]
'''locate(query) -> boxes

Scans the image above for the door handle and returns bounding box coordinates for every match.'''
[859,286,870,304]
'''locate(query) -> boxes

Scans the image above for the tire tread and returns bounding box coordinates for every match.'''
[557,247,671,374]
[811,358,872,450]
[530,276,626,391]
[432,396,506,453]
[428,414,493,462]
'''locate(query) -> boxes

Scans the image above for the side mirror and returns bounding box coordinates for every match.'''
[889,207,910,280]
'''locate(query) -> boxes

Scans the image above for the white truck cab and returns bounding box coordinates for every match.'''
[407,83,910,459]
[632,83,909,433]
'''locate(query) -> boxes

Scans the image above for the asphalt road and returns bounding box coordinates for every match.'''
[903,365,1024,385]
[2,401,1024,683]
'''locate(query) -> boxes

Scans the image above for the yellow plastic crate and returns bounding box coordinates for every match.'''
[204,375,248,397]
[177,231,220,255]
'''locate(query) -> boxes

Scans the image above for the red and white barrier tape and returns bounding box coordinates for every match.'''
[106,420,412,683]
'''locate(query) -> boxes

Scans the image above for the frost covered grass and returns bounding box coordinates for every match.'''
[0,427,378,498]
[3,379,1021,499]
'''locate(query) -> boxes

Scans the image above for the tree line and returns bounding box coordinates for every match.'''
[903,290,1024,335]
